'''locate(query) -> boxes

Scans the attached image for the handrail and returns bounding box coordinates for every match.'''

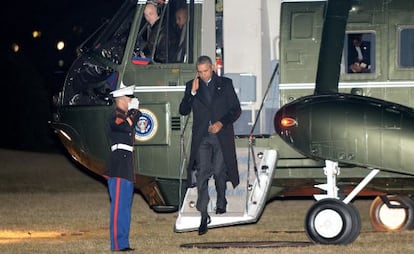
[178,115,191,210]
[246,63,279,211]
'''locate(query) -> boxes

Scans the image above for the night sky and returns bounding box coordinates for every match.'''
[0,1,123,152]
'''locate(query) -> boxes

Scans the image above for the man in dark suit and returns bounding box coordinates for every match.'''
[179,55,241,235]
[348,33,371,73]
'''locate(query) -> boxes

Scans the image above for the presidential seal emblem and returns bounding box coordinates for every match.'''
[135,108,158,141]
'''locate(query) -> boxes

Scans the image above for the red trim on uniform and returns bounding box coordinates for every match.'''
[131,132,136,183]
[113,178,121,250]
[115,117,125,125]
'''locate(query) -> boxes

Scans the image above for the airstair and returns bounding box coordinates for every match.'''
[175,147,277,232]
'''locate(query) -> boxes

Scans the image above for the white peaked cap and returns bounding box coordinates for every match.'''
[110,83,135,98]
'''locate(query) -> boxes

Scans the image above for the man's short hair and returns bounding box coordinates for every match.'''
[196,55,213,66]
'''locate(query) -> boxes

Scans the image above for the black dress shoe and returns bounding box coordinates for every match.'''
[119,247,135,252]
[216,207,226,214]
[198,215,211,235]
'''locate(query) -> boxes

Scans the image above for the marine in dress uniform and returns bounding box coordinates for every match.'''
[104,85,141,252]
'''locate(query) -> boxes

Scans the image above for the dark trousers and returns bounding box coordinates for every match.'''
[195,134,227,214]
[108,177,134,251]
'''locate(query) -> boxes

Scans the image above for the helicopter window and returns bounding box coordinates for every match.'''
[398,28,414,67]
[132,0,189,64]
[62,56,116,106]
[345,32,375,74]
[61,1,140,106]
[291,12,314,40]
[93,6,137,65]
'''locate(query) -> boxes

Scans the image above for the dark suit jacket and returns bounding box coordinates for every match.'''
[347,41,371,72]
[179,73,241,188]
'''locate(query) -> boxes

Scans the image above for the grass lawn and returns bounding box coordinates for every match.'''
[1,149,413,253]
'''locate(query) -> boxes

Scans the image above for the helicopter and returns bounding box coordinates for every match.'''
[51,0,414,244]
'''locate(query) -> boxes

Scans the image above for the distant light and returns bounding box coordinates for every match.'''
[32,30,42,38]
[56,41,65,51]
[58,60,64,67]
[11,43,19,53]
[350,6,358,12]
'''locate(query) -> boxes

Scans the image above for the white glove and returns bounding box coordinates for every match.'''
[128,98,139,110]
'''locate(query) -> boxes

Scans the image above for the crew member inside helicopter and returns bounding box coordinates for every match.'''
[134,1,177,63]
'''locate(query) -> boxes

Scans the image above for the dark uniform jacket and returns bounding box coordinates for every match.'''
[104,107,141,182]
[179,73,242,188]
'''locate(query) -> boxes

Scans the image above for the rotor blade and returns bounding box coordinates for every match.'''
[314,0,351,95]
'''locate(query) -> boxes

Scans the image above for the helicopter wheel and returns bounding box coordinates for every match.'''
[305,198,361,245]
[343,202,361,244]
[369,195,414,231]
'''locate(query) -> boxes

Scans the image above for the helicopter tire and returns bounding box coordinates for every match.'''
[345,202,362,244]
[305,198,361,245]
[369,195,414,231]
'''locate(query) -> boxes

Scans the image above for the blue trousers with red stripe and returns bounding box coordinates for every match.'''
[108,177,134,251]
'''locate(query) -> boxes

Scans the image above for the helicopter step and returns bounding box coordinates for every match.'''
[175,148,277,232]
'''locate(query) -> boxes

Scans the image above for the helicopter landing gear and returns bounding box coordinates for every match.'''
[305,160,379,244]
[305,198,361,245]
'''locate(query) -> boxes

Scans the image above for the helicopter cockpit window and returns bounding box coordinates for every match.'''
[93,7,136,65]
[345,32,375,74]
[62,57,117,106]
[61,4,138,106]
[398,28,414,67]
[132,0,189,64]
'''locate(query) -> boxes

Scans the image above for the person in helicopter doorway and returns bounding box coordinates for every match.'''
[173,5,188,62]
[348,33,371,73]
[136,1,177,63]
[103,84,141,252]
[179,55,241,235]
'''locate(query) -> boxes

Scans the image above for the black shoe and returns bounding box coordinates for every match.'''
[198,215,211,235]
[216,207,226,214]
[119,247,135,252]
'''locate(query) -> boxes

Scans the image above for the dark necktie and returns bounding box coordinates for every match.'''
[206,82,214,102]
